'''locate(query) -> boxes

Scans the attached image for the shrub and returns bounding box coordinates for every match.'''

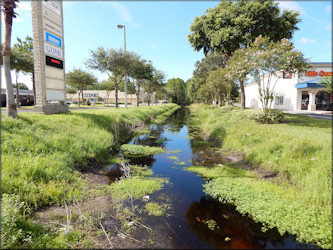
[246,109,284,124]
[220,105,236,113]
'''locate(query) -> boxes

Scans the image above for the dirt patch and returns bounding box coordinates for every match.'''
[252,168,277,179]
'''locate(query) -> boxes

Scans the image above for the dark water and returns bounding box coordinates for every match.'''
[109,108,318,249]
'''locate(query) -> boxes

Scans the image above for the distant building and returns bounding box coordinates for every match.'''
[1,88,34,107]
[66,89,157,105]
[244,62,332,111]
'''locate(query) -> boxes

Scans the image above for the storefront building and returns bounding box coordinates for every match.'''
[244,62,332,111]
[66,89,157,105]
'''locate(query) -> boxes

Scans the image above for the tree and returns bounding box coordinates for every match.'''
[186,77,205,104]
[66,68,97,107]
[2,0,18,118]
[13,37,34,104]
[193,52,227,79]
[86,47,140,108]
[188,0,300,108]
[165,78,186,105]
[143,69,165,106]
[207,69,232,106]
[319,76,332,94]
[247,36,310,110]
[128,58,153,107]
[99,77,114,105]
[13,82,29,90]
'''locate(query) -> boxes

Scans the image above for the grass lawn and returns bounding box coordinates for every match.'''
[1,104,179,248]
[187,104,332,249]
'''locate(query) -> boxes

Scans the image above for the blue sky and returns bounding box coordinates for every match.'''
[1,1,332,90]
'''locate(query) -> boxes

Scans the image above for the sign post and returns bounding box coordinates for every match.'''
[31,0,69,114]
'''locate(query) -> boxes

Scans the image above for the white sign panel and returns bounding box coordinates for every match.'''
[44,43,63,59]
[43,19,62,36]
[47,89,65,101]
[42,0,61,16]
[42,6,61,25]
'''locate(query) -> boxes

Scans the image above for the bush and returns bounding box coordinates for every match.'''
[220,105,236,113]
[246,109,284,124]
[1,194,26,248]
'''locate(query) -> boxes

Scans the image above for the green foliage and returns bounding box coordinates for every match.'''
[319,76,333,94]
[13,82,29,90]
[188,0,300,56]
[145,202,169,217]
[109,177,168,202]
[120,144,164,157]
[189,104,332,248]
[246,36,310,110]
[1,104,178,248]
[1,194,25,248]
[245,109,285,124]
[66,68,97,91]
[165,78,186,105]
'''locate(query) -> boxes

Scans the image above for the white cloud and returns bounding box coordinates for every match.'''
[149,42,157,48]
[324,24,332,31]
[1,68,33,90]
[325,4,332,12]
[109,1,133,23]
[276,1,306,16]
[298,37,316,44]
[17,1,31,12]
[63,1,76,9]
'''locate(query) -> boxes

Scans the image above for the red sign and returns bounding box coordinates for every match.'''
[305,70,332,76]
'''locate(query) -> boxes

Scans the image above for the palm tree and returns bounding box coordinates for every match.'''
[2,0,18,118]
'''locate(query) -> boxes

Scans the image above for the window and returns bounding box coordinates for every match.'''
[283,72,292,79]
[275,96,284,105]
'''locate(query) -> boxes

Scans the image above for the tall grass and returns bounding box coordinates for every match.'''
[189,104,332,248]
[1,104,179,248]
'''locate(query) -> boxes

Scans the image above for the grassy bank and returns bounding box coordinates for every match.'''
[187,104,332,248]
[1,104,179,248]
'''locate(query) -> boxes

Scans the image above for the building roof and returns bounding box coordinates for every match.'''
[295,78,325,89]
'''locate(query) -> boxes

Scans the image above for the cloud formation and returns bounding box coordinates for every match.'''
[298,37,316,44]
[109,1,133,23]
[277,1,306,15]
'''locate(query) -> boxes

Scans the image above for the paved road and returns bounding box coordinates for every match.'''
[283,110,332,120]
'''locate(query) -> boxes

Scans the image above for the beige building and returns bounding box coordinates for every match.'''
[66,89,157,105]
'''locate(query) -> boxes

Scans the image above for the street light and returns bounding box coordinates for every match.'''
[117,24,127,108]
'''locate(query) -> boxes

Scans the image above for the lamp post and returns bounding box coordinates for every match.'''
[117,24,127,108]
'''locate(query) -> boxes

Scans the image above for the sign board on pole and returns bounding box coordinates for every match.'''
[42,5,62,25]
[32,0,69,113]
[43,20,62,36]
[42,0,61,16]
[45,31,62,47]
[44,43,63,59]
[46,56,63,69]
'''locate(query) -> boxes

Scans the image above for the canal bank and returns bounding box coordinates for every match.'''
[187,105,332,249]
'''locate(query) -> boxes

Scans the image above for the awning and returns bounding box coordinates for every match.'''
[295,78,325,88]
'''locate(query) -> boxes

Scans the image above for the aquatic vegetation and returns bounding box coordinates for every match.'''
[168,156,179,161]
[145,202,168,216]
[189,104,332,248]
[120,144,164,157]
[1,104,179,248]
[109,177,168,202]
[166,149,182,154]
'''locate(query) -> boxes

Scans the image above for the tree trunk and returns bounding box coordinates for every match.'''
[115,84,118,108]
[32,71,36,105]
[78,90,80,107]
[136,91,140,107]
[3,0,17,118]
[15,71,20,107]
[239,79,245,109]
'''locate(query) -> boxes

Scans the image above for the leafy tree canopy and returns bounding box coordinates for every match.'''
[66,68,97,91]
[12,82,29,90]
[188,0,300,57]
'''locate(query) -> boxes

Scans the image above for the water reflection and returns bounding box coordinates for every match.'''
[107,108,318,249]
